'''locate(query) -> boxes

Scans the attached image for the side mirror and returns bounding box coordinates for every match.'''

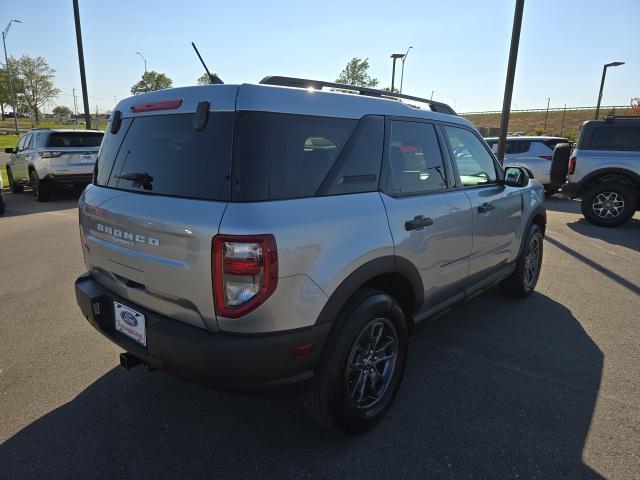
[5,147,15,154]
[504,166,529,187]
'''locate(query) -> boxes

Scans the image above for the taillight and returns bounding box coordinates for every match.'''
[42,151,64,158]
[538,155,553,161]
[212,234,278,318]
[568,156,577,176]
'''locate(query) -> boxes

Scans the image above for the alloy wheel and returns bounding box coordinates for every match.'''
[592,191,624,219]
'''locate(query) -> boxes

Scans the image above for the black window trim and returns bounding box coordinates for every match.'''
[438,122,505,190]
[380,116,456,199]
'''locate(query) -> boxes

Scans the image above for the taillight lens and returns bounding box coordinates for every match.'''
[42,151,64,158]
[212,234,278,318]
[568,156,577,175]
[539,155,553,161]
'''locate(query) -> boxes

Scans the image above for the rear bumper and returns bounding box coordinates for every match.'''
[44,173,93,186]
[75,273,331,390]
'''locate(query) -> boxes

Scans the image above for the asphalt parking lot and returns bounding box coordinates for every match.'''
[0,188,639,480]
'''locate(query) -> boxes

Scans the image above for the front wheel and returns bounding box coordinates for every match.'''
[581,183,637,227]
[302,289,408,435]
[501,223,543,297]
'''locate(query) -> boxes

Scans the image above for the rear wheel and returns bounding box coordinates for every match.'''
[30,170,51,202]
[544,185,559,197]
[0,195,5,215]
[501,223,543,297]
[6,167,24,193]
[302,289,408,435]
[581,182,637,227]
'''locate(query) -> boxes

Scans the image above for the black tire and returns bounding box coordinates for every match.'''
[580,182,637,227]
[302,288,408,435]
[549,143,572,187]
[6,167,24,193]
[30,169,51,202]
[544,185,559,197]
[500,223,543,297]
[0,195,5,215]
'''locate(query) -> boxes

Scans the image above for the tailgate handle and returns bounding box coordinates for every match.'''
[113,273,147,292]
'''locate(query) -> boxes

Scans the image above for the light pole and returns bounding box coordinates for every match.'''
[136,51,147,73]
[2,19,22,133]
[496,0,525,165]
[390,53,405,92]
[595,61,624,119]
[399,46,413,93]
[430,90,435,100]
[543,97,550,131]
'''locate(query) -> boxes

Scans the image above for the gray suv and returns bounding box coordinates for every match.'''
[74,77,546,434]
[558,117,640,226]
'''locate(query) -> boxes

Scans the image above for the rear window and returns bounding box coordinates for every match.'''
[95,113,233,201]
[543,138,568,150]
[47,132,104,148]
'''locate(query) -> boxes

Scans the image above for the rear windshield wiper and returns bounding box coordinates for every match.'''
[117,172,154,190]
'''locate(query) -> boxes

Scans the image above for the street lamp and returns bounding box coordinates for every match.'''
[390,53,405,92]
[399,46,413,93]
[595,61,624,119]
[2,19,22,133]
[136,51,147,73]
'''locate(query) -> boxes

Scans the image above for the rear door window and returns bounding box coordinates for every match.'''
[96,113,234,201]
[386,121,448,195]
[47,132,104,148]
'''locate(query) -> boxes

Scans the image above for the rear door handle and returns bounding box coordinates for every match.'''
[405,215,434,231]
[478,202,496,213]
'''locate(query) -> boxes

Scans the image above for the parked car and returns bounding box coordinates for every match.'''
[74,77,546,434]
[485,136,570,195]
[5,128,104,201]
[554,116,640,227]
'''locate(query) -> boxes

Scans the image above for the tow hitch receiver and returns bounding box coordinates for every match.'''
[119,352,143,370]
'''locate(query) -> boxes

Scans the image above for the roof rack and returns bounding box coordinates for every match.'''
[604,114,640,121]
[259,76,457,116]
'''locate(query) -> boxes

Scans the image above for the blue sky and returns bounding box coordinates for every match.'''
[3,0,639,113]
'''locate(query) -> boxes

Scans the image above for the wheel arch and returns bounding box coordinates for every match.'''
[314,255,424,331]
[579,168,640,195]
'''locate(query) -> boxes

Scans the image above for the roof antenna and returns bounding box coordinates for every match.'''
[191,42,223,84]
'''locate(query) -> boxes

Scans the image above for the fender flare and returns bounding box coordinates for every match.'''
[314,255,424,325]
[518,204,546,258]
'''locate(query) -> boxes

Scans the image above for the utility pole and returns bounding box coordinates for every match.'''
[72,88,78,117]
[496,0,525,164]
[2,19,22,133]
[390,53,404,92]
[595,61,625,119]
[399,46,413,93]
[560,104,566,135]
[72,0,91,129]
[543,97,550,132]
[430,90,435,100]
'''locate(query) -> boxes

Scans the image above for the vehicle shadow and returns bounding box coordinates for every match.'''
[0,189,81,218]
[0,291,603,479]
[567,217,640,253]
[544,196,581,214]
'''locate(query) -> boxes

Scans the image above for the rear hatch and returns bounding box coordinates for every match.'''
[79,86,239,332]
[46,131,104,174]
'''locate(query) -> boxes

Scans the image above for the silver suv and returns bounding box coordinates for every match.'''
[485,136,569,195]
[558,117,640,226]
[5,128,104,201]
[74,77,546,434]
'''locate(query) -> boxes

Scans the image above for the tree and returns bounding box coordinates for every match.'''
[131,71,173,95]
[14,55,60,123]
[197,73,211,85]
[0,59,25,120]
[631,97,640,115]
[336,57,379,88]
[52,105,73,116]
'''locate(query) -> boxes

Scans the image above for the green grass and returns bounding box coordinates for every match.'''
[1,164,8,189]
[1,135,19,189]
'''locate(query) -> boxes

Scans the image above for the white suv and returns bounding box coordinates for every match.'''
[485,136,569,195]
[5,128,104,201]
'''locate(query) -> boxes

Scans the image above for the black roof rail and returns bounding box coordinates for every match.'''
[259,76,457,116]
[603,114,640,121]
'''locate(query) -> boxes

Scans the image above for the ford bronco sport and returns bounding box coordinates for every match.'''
[554,117,640,227]
[75,77,546,434]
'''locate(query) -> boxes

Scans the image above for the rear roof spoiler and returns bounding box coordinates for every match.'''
[259,75,457,116]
